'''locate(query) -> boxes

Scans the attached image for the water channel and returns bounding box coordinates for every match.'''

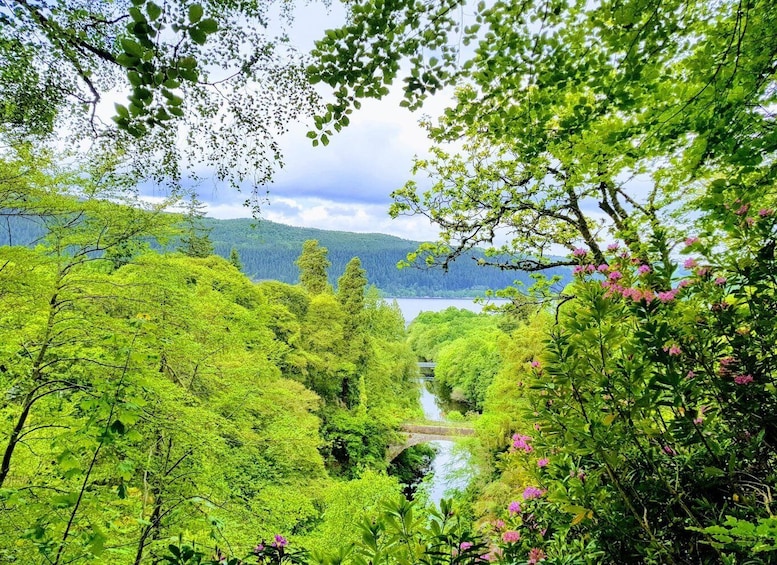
[391,298,490,505]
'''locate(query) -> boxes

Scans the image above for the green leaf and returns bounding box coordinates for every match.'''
[188,4,203,23]
[121,38,144,57]
[199,18,218,34]
[189,27,207,44]
[146,2,162,21]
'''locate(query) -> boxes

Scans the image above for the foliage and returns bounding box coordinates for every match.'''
[311,0,777,276]
[1,0,320,193]
[297,240,332,296]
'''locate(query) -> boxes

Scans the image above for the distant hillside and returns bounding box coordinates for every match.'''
[207,218,571,296]
[0,214,571,296]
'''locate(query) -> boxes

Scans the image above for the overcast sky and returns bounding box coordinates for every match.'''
[197,3,450,242]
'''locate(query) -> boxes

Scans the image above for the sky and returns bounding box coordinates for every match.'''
[197,3,452,242]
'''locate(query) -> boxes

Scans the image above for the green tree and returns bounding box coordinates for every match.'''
[178,195,214,258]
[228,247,243,271]
[2,0,320,193]
[311,0,777,271]
[296,239,331,295]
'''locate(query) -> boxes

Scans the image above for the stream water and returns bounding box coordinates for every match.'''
[417,377,471,505]
[391,298,485,505]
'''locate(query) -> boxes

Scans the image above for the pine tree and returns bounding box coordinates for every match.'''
[228,247,243,271]
[178,195,213,258]
[295,240,331,295]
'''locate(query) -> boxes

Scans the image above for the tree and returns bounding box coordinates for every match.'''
[310,0,777,270]
[229,247,243,271]
[337,257,367,336]
[1,0,321,195]
[178,194,214,258]
[295,239,331,295]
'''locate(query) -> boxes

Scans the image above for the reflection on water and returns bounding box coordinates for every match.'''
[416,377,472,506]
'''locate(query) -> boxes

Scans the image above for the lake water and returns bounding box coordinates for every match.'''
[391,297,507,325]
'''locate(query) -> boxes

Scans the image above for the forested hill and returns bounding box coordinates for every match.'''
[0,215,570,296]
[206,218,571,296]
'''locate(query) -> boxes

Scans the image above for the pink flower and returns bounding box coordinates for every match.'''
[678,279,693,288]
[273,535,288,548]
[573,265,585,275]
[502,530,521,543]
[735,204,750,215]
[254,544,265,554]
[685,237,700,246]
[665,345,681,356]
[714,277,727,285]
[586,264,596,273]
[508,501,521,514]
[686,370,696,379]
[657,289,677,302]
[528,548,547,564]
[637,264,651,275]
[512,434,534,453]
[459,541,473,551]
[608,271,623,281]
[758,208,773,217]
[696,266,710,277]
[746,217,756,226]
[494,519,505,530]
[573,248,588,257]
[537,458,549,468]
[597,263,609,272]
[734,374,754,385]
[684,258,697,269]
[607,243,620,251]
[663,445,676,456]
[531,360,541,369]
[522,486,545,500]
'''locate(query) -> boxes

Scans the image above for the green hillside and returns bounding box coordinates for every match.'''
[0,215,570,296]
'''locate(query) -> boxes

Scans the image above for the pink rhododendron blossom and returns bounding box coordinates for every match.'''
[531,360,541,369]
[502,530,521,543]
[522,486,545,500]
[759,208,773,216]
[512,434,533,453]
[637,264,651,274]
[665,345,681,356]
[459,542,473,551]
[273,535,288,548]
[494,519,505,530]
[735,204,750,215]
[663,445,676,456]
[254,544,264,554]
[607,243,620,251]
[734,374,754,385]
[714,277,727,285]
[598,263,609,272]
[686,371,696,379]
[685,237,700,246]
[537,458,549,468]
[657,290,677,302]
[586,264,596,273]
[684,258,697,269]
[678,279,693,288]
[573,265,585,275]
[508,501,521,514]
[573,248,587,257]
[528,548,547,564]
[608,271,623,280]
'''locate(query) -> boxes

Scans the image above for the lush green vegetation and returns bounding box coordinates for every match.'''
[4,0,777,563]
[0,168,421,562]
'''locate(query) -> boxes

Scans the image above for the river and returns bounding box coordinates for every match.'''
[393,298,486,506]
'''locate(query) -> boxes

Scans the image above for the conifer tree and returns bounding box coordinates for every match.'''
[295,239,331,295]
[178,195,213,258]
[229,247,243,271]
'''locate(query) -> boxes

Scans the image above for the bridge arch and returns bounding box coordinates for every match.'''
[386,424,475,461]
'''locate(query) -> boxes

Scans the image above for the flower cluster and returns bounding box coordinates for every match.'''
[522,486,545,500]
[512,434,533,453]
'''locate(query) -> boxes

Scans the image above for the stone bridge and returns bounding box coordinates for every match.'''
[386,423,475,461]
